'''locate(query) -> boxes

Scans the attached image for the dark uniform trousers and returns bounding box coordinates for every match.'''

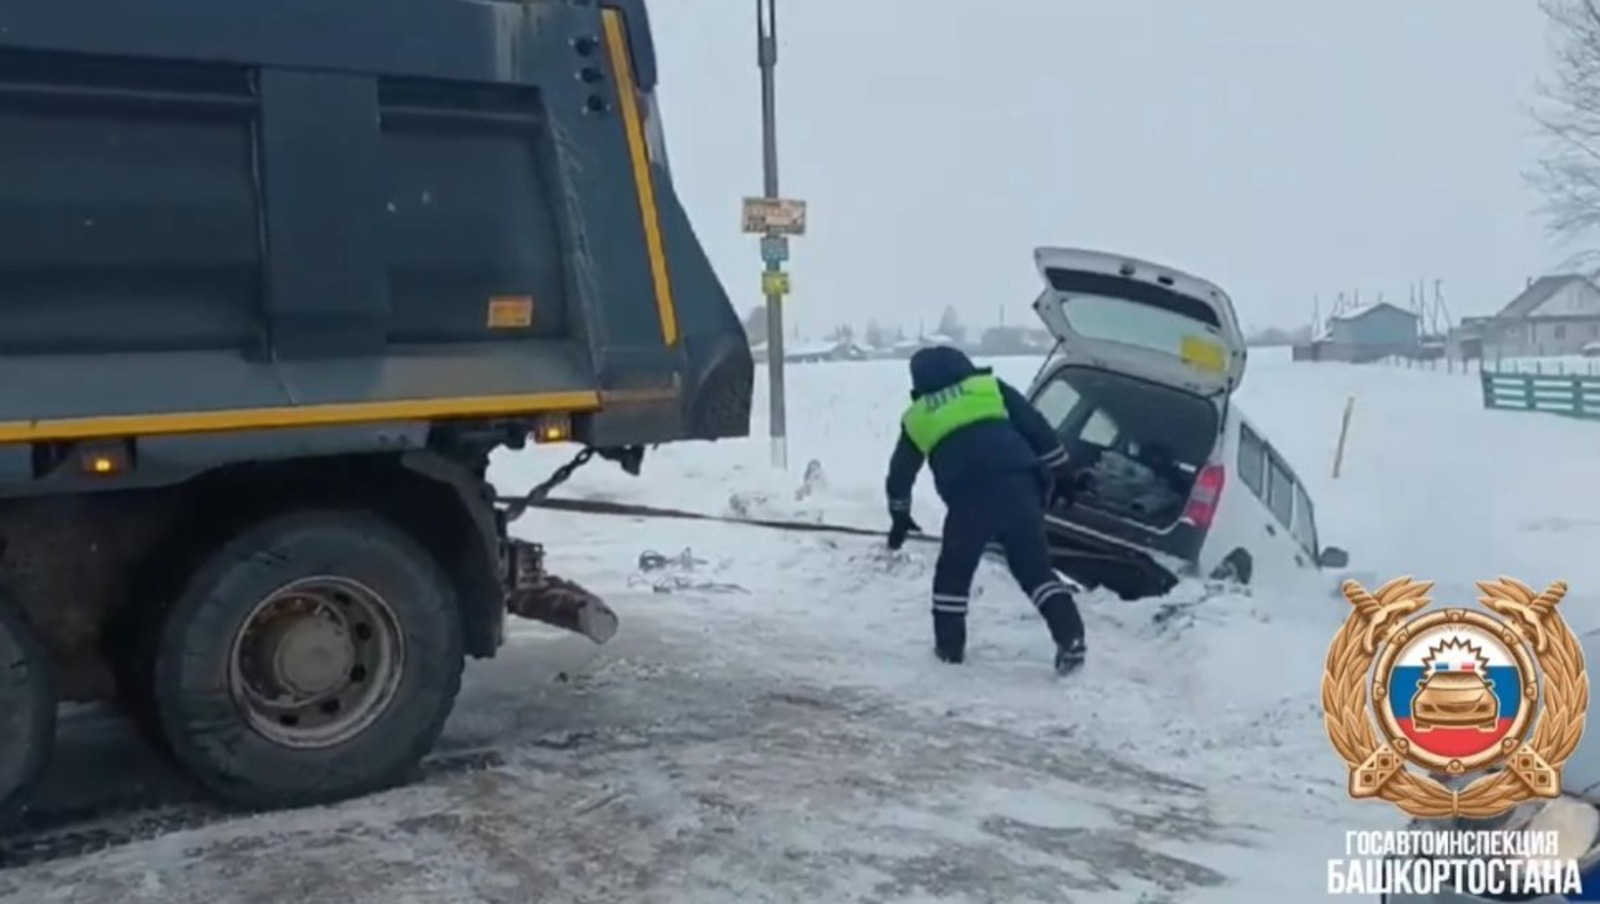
[931,472,1085,655]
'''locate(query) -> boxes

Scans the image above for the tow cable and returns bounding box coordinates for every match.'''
[498,447,1141,568]
[497,446,942,542]
[517,495,940,542]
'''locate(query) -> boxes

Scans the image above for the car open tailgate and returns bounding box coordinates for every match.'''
[1031,247,1247,396]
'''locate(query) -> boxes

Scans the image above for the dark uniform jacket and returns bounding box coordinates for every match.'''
[885,346,1069,510]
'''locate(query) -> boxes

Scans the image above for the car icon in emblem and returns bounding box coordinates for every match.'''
[1410,670,1499,733]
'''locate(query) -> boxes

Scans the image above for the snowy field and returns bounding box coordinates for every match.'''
[6,347,1600,903]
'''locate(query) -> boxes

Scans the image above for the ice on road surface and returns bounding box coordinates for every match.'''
[4,349,1596,903]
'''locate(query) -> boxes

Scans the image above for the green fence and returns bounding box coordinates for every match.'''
[1480,370,1600,419]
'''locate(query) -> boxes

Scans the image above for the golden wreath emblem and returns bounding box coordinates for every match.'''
[1321,576,1589,818]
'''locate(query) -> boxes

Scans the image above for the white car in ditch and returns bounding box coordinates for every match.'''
[1022,246,1348,599]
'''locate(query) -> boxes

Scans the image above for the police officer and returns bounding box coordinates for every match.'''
[885,345,1087,676]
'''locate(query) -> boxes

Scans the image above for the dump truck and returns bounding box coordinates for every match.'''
[0,0,752,824]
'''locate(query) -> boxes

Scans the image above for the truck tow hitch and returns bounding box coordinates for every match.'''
[502,538,619,644]
[494,446,640,645]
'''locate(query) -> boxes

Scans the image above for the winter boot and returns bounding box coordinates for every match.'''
[932,612,966,665]
[1054,637,1087,677]
[1036,592,1086,676]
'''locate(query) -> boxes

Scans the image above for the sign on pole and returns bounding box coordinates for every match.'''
[742,197,807,235]
[761,270,790,296]
[759,235,789,264]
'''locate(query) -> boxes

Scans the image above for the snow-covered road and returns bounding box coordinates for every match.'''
[4,602,1246,903]
[6,350,1596,903]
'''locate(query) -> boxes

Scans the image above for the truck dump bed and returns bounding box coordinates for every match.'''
[0,0,750,467]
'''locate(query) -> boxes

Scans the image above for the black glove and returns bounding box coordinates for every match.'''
[887,511,922,551]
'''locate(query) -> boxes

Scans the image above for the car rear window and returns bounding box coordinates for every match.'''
[1061,294,1223,366]
[1044,269,1220,326]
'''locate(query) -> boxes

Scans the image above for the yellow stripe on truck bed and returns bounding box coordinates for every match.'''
[602,6,680,348]
[0,391,605,444]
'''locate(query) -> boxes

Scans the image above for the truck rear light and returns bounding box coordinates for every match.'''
[74,440,131,476]
[533,413,571,444]
[1183,464,1226,529]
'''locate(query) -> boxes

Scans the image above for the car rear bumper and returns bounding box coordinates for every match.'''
[1046,502,1206,562]
[1152,518,1206,563]
[1041,513,1181,599]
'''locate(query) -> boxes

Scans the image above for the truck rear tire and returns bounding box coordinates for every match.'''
[152,511,465,810]
[0,595,54,830]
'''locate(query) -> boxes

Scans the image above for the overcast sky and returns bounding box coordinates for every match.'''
[646,0,1556,337]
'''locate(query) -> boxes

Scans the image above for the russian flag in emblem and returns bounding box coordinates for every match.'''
[1386,625,1523,760]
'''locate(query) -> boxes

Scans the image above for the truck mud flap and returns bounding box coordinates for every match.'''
[503,539,618,644]
[1042,519,1178,601]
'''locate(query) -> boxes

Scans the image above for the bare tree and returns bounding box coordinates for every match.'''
[863,319,889,348]
[1529,0,1600,262]
[935,305,966,343]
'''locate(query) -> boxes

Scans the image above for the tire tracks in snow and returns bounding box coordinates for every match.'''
[0,633,1261,903]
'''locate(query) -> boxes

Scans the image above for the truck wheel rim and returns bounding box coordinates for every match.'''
[228,576,406,750]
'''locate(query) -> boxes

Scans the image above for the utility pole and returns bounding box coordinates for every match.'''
[756,0,786,469]
[741,0,803,468]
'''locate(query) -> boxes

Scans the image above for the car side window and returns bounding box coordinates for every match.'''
[1291,481,1317,554]
[1266,453,1294,529]
[1031,376,1082,431]
[1237,425,1266,498]
[1079,409,1118,446]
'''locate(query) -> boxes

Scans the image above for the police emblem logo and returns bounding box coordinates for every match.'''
[1321,576,1590,818]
